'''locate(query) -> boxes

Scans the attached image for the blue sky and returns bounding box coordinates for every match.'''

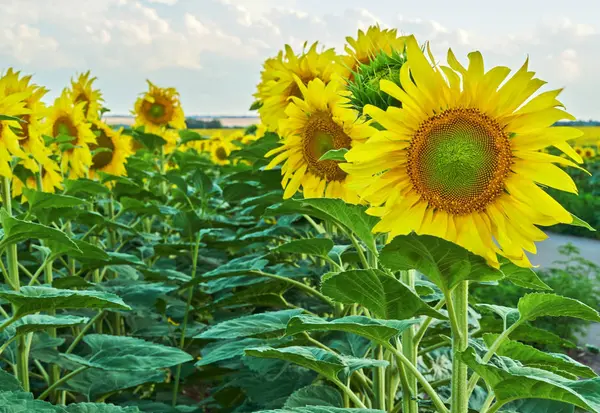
[2,0,600,118]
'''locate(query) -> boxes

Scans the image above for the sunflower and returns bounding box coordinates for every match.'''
[210,133,236,165]
[344,25,407,74]
[68,71,104,121]
[583,147,596,159]
[255,43,345,131]
[88,121,133,180]
[45,90,96,179]
[265,77,376,203]
[574,146,584,156]
[133,80,186,135]
[13,158,63,199]
[1,69,52,173]
[343,35,583,268]
[162,129,180,155]
[0,76,30,178]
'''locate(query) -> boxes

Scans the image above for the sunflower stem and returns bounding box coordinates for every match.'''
[2,176,29,392]
[450,281,469,413]
[400,270,419,413]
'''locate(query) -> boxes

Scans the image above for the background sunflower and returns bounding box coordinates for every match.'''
[69,71,104,121]
[88,121,133,180]
[133,80,186,135]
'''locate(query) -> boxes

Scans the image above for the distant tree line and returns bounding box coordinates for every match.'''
[185,118,224,129]
[555,120,600,126]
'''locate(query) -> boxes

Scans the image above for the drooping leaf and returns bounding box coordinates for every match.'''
[0,391,67,412]
[460,347,600,412]
[63,179,111,197]
[197,309,303,339]
[517,293,600,323]
[0,210,79,251]
[59,368,165,401]
[286,315,419,344]
[284,385,343,408]
[0,287,130,318]
[321,269,445,320]
[62,334,192,371]
[318,149,348,162]
[196,338,283,367]
[22,189,87,212]
[379,234,503,291]
[65,403,140,413]
[500,260,552,290]
[10,315,89,337]
[273,239,334,258]
[483,334,597,379]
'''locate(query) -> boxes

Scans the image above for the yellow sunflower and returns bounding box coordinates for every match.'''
[343,35,583,268]
[574,146,584,157]
[0,76,30,178]
[1,69,51,172]
[88,121,133,180]
[265,77,376,203]
[13,158,63,199]
[68,71,104,121]
[255,43,345,131]
[210,133,236,165]
[133,80,186,135]
[45,90,96,179]
[162,129,181,155]
[344,25,407,74]
[583,147,596,159]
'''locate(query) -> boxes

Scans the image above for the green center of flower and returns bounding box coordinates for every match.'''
[53,116,78,140]
[149,103,166,119]
[408,108,512,215]
[302,112,351,182]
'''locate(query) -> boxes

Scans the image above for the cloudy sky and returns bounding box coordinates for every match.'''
[2,0,600,119]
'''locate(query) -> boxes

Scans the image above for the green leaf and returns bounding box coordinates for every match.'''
[47,239,109,261]
[245,346,345,381]
[0,210,79,252]
[0,369,23,392]
[379,234,503,291]
[483,334,596,379]
[286,315,419,344]
[255,406,383,413]
[321,269,446,320]
[197,309,303,339]
[0,391,67,413]
[568,213,595,231]
[500,260,551,290]
[22,189,87,212]
[0,287,130,318]
[65,403,140,413]
[301,199,379,253]
[62,334,193,371]
[285,385,343,408]
[64,179,110,197]
[0,114,26,122]
[460,347,600,412]
[318,149,348,162]
[196,337,280,367]
[517,293,600,323]
[10,315,89,337]
[249,100,263,111]
[476,304,520,327]
[273,238,334,257]
[178,129,206,144]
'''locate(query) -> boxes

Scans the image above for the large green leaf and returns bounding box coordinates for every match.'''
[0,391,67,412]
[499,260,551,290]
[245,346,346,381]
[284,385,343,408]
[195,338,279,367]
[22,189,87,212]
[460,347,600,412]
[65,403,140,413]
[0,369,22,392]
[273,238,334,258]
[9,315,89,337]
[0,287,130,318]
[286,315,419,343]
[62,334,192,371]
[64,179,110,197]
[197,309,303,339]
[517,293,600,323]
[59,369,165,401]
[483,334,596,379]
[0,210,79,251]
[379,234,503,291]
[321,269,445,320]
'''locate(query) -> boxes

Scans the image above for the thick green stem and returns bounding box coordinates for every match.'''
[333,379,368,409]
[449,281,469,413]
[374,345,386,410]
[172,233,202,406]
[400,270,418,413]
[66,311,105,354]
[2,176,29,392]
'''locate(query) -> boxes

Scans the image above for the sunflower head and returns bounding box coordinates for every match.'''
[88,121,133,180]
[343,35,583,268]
[0,73,31,178]
[69,71,104,121]
[12,158,63,199]
[265,77,376,203]
[574,146,584,156]
[344,25,407,74]
[133,80,186,135]
[210,133,236,165]
[583,147,596,159]
[254,43,345,132]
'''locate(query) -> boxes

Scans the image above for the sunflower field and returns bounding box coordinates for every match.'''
[1,25,600,413]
